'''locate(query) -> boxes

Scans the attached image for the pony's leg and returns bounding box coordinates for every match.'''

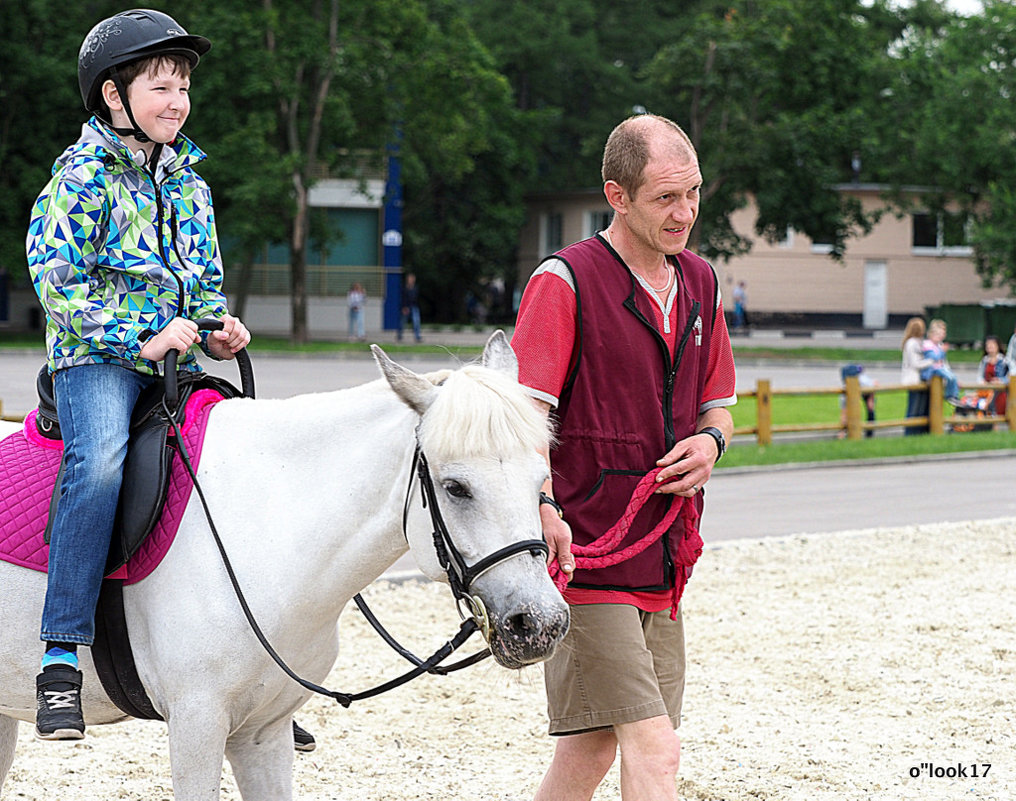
[225,718,294,801]
[0,714,18,793]
[165,707,229,801]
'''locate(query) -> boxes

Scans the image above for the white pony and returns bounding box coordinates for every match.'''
[0,332,569,800]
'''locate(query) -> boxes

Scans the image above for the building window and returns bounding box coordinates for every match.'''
[541,212,563,257]
[585,210,612,239]
[912,211,972,255]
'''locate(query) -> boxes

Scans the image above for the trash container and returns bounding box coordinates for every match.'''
[932,303,985,347]
[986,302,1016,342]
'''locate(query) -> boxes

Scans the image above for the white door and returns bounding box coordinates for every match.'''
[863,260,888,329]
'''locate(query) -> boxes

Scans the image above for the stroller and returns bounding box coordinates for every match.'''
[950,389,997,433]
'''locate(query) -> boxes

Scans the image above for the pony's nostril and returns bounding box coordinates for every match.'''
[505,610,538,639]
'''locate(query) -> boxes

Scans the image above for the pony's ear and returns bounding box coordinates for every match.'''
[481,330,519,382]
[371,345,438,415]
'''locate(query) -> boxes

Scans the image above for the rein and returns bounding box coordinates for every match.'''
[166,399,546,707]
[547,467,701,619]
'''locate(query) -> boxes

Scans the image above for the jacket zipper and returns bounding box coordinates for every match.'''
[149,165,185,320]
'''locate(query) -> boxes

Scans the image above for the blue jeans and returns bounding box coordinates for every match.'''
[41,364,154,645]
[921,367,960,400]
[398,306,421,341]
[349,307,365,339]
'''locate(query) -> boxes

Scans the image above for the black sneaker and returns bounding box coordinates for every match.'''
[293,720,316,752]
[35,665,85,741]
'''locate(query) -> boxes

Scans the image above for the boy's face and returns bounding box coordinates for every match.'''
[108,60,191,144]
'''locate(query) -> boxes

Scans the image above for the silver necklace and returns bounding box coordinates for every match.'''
[603,229,672,294]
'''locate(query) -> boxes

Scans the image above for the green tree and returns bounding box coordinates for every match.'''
[0,2,120,287]
[397,1,538,321]
[179,0,532,334]
[640,0,906,260]
[876,0,1016,291]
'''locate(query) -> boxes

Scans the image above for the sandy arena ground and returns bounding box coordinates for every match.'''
[4,518,1014,800]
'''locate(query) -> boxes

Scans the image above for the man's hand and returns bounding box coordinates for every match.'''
[653,433,716,497]
[541,506,574,582]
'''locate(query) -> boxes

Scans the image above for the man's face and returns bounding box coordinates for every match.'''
[623,148,702,257]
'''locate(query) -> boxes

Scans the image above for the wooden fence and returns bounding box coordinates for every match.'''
[0,400,21,424]
[735,375,1016,445]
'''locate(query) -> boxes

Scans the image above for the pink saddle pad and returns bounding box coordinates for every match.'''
[0,389,223,585]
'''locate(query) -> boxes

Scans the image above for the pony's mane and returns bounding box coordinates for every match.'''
[417,363,550,460]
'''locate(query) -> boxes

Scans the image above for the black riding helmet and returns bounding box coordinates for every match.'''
[78,9,210,143]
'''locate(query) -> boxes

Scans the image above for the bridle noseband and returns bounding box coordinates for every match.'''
[405,444,549,639]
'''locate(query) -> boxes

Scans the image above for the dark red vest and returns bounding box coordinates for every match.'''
[549,235,718,591]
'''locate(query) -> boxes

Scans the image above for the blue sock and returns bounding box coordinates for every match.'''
[41,646,79,671]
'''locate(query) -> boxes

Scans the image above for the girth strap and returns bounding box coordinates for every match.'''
[92,579,163,721]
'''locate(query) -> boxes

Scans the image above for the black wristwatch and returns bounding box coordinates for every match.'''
[697,426,726,463]
[539,492,564,518]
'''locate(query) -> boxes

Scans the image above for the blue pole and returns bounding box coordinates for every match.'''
[382,132,403,331]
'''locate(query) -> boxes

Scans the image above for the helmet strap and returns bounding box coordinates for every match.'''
[108,67,152,145]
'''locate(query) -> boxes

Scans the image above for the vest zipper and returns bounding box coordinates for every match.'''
[625,290,701,590]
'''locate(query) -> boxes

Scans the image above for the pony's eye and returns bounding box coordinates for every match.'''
[443,480,472,499]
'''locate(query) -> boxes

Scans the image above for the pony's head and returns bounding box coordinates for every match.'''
[372,332,569,668]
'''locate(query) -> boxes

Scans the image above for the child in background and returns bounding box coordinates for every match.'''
[920,319,960,402]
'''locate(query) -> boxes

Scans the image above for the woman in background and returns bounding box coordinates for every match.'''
[901,317,931,435]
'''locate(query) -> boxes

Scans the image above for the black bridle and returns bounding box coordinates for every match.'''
[400,445,549,639]
[173,397,548,706]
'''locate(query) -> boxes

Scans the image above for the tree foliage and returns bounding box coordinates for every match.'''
[873,0,1016,290]
[2,0,1012,335]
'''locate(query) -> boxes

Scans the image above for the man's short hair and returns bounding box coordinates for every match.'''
[601,114,697,196]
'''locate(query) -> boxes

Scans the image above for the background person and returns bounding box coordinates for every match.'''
[900,317,931,435]
[512,114,736,801]
[397,272,421,342]
[977,334,1009,416]
[732,279,749,331]
[838,364,876,438]
[347,281,366,341]
[920,318,960,402]
[1004,323,1016,376]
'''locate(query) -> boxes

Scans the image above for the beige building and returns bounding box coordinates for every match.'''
[517,184,1012,330]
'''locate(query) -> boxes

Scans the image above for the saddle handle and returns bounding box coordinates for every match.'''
[164,318,255,410]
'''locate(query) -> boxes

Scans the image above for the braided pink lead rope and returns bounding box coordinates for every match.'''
[548,467,703,620]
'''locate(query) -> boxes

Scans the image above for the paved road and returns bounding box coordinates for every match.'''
[2,346,1012,567]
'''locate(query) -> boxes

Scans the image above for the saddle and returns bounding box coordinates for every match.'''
[35,366,243,575]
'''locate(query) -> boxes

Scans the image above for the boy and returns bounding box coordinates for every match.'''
[26,9,249,740]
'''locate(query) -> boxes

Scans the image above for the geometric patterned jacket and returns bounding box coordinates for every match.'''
[27,117,228,375]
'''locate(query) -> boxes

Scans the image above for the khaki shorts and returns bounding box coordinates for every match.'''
[543,603,685,736]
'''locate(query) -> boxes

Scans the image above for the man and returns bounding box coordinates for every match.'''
[398,272,422,342]
[511,114,736,801]
[732,280,748,330]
